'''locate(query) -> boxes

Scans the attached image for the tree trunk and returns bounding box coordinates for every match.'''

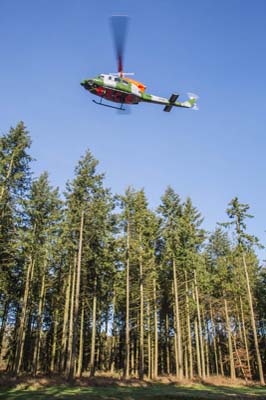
[232,333,248,383]
[160,322,165,375]
[193,285,201,378]
[174,327,178,377]
[66,257,76,375]
[89,278,97,377]
[136,338,140,376]
[125,220,130,378]
[147,301,151,379]
[60,264,72,372]
[210,303,219,376]
[242,253,265,385]
[217,333,224,376]
[77,299,84,377]
[173,258,183,379]
[50,308,59,372]
[235,300,244,343]
[110,292,116,374]
[33,267,46,375]
[139,246,144,379]
[184,342,188,379]
[224,298,235,380]
[153,278,158,379]
[131,337,135,375]
[0,300,9,358]
[205,320,210,378]
[185,271,193,379]
[240,296,251,378]
[194,272,205,379]
[165,312,170,375]
[14,256,35,375]
[194,317,201,377]
[68,210,84,381]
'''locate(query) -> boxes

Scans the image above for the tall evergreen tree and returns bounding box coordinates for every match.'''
[12,172,62,375]
[158,187,183,379]
[0,122,32,363]
[222,197,265,385]
[178,197,205,379]
[62,149,114,380]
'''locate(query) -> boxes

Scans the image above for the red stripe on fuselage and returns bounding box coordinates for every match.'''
[93,86,139,104]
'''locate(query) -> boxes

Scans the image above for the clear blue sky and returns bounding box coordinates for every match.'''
[1,0,266,250]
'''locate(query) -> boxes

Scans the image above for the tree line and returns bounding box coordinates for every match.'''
[0,122,265,384]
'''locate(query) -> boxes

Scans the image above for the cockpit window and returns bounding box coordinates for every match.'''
[115,77,120,82]
[122,80,129,85]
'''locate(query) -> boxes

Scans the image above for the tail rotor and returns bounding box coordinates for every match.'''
[187,92,199,110]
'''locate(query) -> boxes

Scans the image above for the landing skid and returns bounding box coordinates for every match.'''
[92,98,126,111]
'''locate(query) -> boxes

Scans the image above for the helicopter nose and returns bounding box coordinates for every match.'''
[80,79,93,88]
[80,79,93,90]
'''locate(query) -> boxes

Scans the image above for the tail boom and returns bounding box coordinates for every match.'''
[141,92,198,111]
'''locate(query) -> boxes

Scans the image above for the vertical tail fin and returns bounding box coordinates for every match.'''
[186,93,199,110]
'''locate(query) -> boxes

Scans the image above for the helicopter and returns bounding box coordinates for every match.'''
[80,16,198,112]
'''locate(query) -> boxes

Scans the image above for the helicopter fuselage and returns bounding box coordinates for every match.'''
[81,74,198,111]
[81,74,141,105]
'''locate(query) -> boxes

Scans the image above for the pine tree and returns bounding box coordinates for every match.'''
[206,228,232,376]
[12,172,62,375]
[63,149,114,380]
[222,197,265,385]
[0,122,32,366]
[0,121,31,204]
[118,188,159,378]
[158,187,183,379]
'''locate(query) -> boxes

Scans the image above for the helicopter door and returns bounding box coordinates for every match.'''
[105,75,116,88]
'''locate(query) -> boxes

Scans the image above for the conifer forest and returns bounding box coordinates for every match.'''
[1,122,266,385]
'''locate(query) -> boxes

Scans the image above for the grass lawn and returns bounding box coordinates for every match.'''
[0,383,265,400]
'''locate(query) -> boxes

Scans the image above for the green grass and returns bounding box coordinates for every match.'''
[0,383,265,400]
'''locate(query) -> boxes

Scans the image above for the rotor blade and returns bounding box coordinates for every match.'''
[109,72,135,76]
[110,15,129,75]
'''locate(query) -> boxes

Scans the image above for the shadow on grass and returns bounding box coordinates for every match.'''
[0,382,266,400]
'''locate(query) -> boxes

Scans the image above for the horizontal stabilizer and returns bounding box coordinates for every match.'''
[163,93,179,112]
[163,105,173,112]
[169,93,179,103]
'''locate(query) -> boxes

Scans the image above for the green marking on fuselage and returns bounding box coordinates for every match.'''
[115,82,132,93]
[95,78,104,85]
[141,93,152,101]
